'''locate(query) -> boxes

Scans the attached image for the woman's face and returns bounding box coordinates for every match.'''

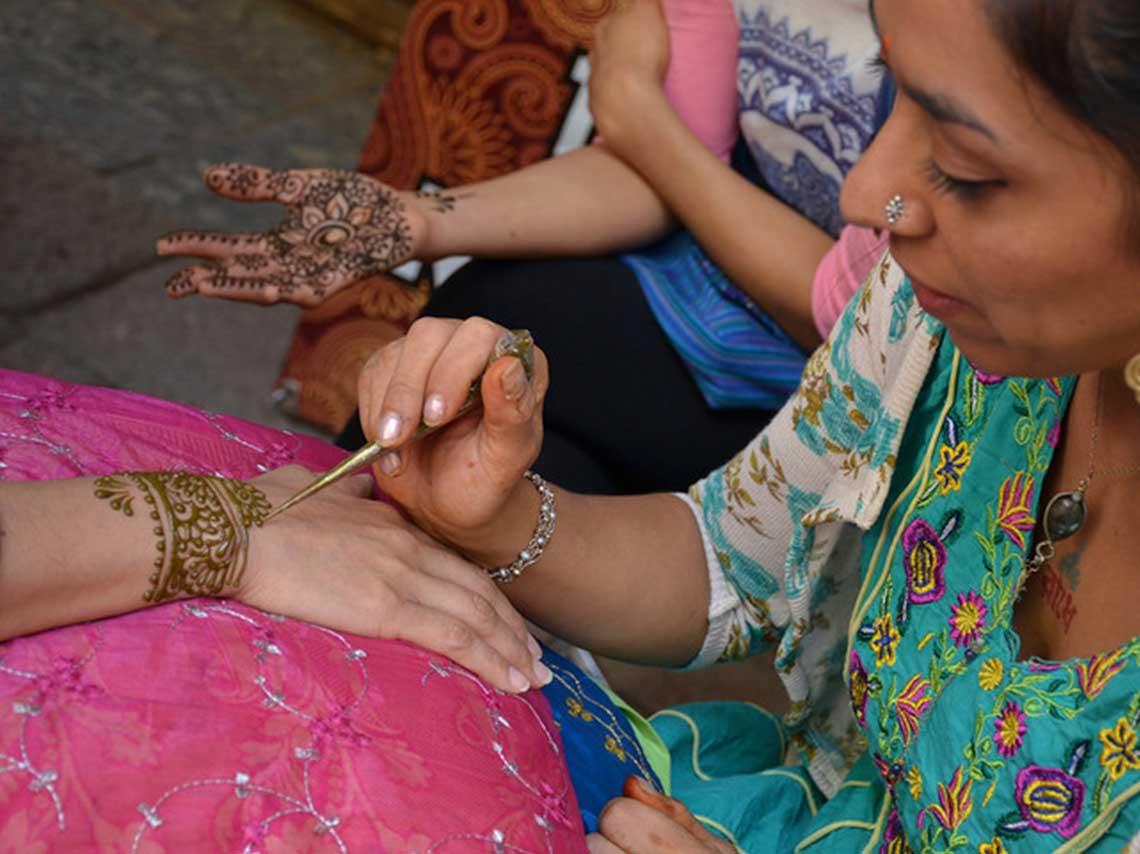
[841,0,1140,379]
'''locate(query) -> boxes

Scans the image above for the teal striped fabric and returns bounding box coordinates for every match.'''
[623,229,807,410]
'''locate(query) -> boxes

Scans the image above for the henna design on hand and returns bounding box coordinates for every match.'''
[158,164,419,306]
[95,472,270,603]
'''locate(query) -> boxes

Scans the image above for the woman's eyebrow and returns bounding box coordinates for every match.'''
[901,83,1001,144]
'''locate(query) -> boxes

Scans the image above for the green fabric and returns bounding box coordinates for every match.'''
[600,683,673,795]
[652,336,1140,852]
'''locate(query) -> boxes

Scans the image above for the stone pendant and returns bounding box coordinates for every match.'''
[1043,489,1087,543]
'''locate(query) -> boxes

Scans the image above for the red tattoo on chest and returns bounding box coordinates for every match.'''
[1041,565,1078,634]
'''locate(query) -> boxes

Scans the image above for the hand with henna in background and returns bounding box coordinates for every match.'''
[157,0,833,353]
[156,164,427,306]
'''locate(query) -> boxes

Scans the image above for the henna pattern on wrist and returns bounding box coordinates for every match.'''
[163,166,417,304]
[95,473,270,604]
[414,189,474,214]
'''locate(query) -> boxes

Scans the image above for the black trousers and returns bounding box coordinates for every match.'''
[338,257,775,495]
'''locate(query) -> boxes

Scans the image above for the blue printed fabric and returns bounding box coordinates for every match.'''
[539,646,664,833]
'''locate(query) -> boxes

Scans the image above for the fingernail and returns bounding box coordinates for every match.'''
[423,394,446,425]
[533,661,553,687]
[527,634,543,661]
[378,451,401,477]
[508,667,531,693]
[379,412,404,445]
[501,359,527,401]
[635,777,658,795]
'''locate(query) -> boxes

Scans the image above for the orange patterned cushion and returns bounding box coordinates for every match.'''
[275,0,619,432]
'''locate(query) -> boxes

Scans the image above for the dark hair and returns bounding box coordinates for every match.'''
[987,0,1140,176]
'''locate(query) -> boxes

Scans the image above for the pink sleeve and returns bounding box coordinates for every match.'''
[595,0,739,162]
[660,0,740,162]
[811,225,892,339]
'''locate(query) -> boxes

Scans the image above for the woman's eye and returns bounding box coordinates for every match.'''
[924,160,1001,198]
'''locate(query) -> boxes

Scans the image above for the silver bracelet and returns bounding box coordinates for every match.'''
[487,471,556,583]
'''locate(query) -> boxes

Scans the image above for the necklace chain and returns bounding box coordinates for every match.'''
[1022,374,1140,583]
[1085,374,1140,483]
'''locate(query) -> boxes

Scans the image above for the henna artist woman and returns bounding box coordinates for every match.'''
[350,0,1140,850]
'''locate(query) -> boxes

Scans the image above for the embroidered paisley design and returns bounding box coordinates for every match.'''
[1009,763,1086,839]
[902,518,947,605]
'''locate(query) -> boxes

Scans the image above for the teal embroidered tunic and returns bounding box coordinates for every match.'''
[670,259,1140,852]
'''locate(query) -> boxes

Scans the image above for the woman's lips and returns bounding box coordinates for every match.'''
[910,277,969,319]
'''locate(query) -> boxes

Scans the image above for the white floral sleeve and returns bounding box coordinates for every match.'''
[682,252,942,790]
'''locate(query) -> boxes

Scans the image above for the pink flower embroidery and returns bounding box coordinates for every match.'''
[539,782,572,828]
[262,441,296,468]
[929,767,974,830]
[1077,650,1126,699]
[948,591,988,648]
[32,656,101,706]
[896,675,932,744]
[994,701,1028,758]
[996,472,1036,550]
[1046,419,1061,449]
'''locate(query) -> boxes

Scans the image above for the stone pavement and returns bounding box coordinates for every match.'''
[0,0,394,436]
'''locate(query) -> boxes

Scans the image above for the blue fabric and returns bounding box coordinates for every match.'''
[623,230,808,410]
[617,1,893,412]
[539,647,664,833]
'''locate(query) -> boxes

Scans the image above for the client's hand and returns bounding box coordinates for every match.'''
[241,466,548,694]
[588,777,737,854]
[355,317,549,549]
[156,164,426,306]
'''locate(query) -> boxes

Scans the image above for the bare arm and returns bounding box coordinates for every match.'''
[356,319,713,668]
[0,478,162,640]
[605,88,831,350]
[411,145,674,261]
[589,0,833,351]
[158,147,673,305]
[0,469,547,693]
[465,486,710,667]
